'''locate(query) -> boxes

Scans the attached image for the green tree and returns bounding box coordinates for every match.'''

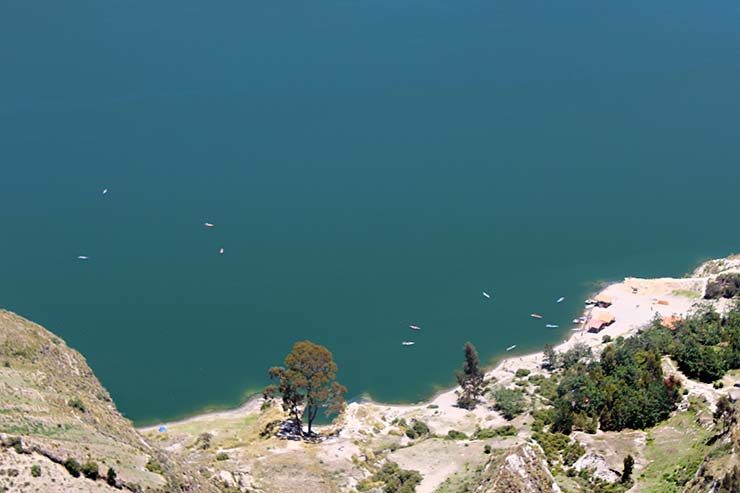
[621,454,634,483]
[560,343,592,370]
[551,399,574,434]
[264,340,347,435]
[456,342,485,409]
[106,467,117,486]
[542,344,558,370]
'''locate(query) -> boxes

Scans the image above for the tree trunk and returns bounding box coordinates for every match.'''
[307,405,318,435]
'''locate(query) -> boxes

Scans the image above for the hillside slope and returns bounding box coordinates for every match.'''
[0,309,219,493]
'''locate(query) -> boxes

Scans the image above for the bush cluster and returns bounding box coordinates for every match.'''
[704,273,740,299]
[357,461,423,493]
[545,317,690,433]
[533,432,585,466]
[670,306,740,383]
[491,387,525,420]
[473,425,517,439]
[404,419,430,440]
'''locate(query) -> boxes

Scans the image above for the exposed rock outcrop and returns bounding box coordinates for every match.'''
[475,443,561,493]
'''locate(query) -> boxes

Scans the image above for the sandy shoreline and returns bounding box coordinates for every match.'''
[139,272,709,434]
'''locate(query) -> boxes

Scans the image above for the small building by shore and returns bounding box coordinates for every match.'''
[587,309,616,333]
[594,293,613,308]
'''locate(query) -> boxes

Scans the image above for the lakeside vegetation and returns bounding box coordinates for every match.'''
[537,302,740,436]
[264,340,347,436]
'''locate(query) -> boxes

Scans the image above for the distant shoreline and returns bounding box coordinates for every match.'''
[138,254,740,431]
[140,273,703,432]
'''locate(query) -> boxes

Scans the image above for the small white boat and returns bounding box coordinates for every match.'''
[482,291,491,299]
[77,255,89,260]
[571,328,582,331]
[556,296,565,303]
[102,188,108,195]
[219,247,224,255]
[506,345,516,351]
[204,222,214,228]
[531,313,543,319]
[409,325,421,331]
[545,324,559,328]
[402,341,415,346]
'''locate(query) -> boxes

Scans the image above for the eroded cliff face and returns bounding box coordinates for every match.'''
[0,309,219,493]
[683,400,740,493]
[474,443,560,493]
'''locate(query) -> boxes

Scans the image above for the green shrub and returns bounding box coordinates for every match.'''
[30,465,41,477]
[515,368,531,378]
[533,432,585,466]
[492,387,525,420]
[63,458,81,478]
[145,459,164,474]
[81,461,99,480]
[7,436,23,454]
[602,335,612,343]
[483,444,491,454]
[216,452,229,461]
[704,273,740,299]
[106,467,117,486]
[357,461,422,493]
[68,397,86,413]
[535,377,558,402]
[405,419,430,439]
[474,425,517,439]
[446,430,468,440]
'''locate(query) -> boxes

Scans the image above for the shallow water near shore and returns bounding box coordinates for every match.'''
[1,1,740,424]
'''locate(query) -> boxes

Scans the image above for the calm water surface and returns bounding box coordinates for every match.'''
[1,1,739,424]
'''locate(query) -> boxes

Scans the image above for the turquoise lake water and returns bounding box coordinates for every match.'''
[1,1,740,424]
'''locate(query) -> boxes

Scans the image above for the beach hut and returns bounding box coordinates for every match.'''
[594,293,613,308]
[587,309,616,333]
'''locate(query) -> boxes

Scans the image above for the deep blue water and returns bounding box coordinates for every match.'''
[1,0,739,424]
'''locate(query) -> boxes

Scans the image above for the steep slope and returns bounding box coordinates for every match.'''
[0,309,220,493]
[683,400,740,493]
[474,443,560,493]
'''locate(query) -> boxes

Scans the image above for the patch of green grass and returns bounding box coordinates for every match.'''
[671,289,700,299]
[637,411,712,492]
[434,461,489,493]
[145,459,165,475]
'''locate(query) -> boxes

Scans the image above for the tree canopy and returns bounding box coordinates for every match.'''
[456,342,485,410]
[264,340,347,435]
